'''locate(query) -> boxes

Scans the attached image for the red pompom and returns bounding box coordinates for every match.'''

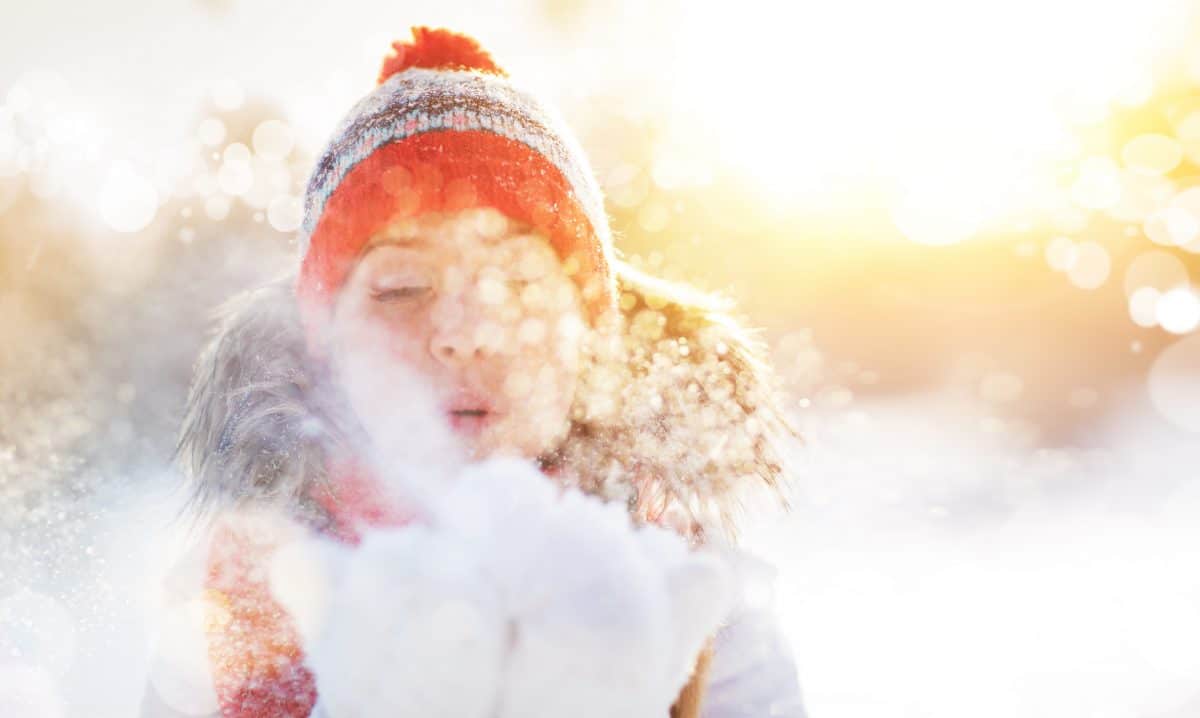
[378,26,507,84]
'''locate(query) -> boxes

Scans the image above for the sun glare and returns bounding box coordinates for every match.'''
[667,0,1196,243]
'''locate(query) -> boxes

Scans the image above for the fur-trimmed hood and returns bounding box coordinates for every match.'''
[176,261,794,537]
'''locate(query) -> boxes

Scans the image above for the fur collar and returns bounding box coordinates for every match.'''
[176,262,793,537]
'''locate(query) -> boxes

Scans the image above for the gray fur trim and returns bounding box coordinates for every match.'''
[560,261,796,536]
[175,275,348,526]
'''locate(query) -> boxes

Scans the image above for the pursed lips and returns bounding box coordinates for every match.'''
[445,390,496,435]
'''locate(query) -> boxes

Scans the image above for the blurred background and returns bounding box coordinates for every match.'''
[3,1,1200,716]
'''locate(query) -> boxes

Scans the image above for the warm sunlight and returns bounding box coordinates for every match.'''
[668,0,1197,243]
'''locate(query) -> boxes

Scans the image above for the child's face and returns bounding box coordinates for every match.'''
[327,208,586,461]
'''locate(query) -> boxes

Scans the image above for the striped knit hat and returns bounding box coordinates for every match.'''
[296,27,616,338]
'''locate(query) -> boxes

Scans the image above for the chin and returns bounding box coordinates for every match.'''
[465,428,558,464]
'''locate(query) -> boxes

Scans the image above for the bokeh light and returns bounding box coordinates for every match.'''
[1156,286,1200,334]
[97,160,159,233]
[1148,332,1200,431]
[147,598,219,716]
[0,589,76,677]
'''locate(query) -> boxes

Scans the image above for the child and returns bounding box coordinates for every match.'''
[178,27,804,718]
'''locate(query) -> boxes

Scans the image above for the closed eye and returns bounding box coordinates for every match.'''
[371,286,432,302]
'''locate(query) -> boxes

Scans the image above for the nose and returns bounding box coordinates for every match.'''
[431,332,483,366]
[429,315,503,367]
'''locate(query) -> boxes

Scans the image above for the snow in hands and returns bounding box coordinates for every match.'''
[269,457,733,718]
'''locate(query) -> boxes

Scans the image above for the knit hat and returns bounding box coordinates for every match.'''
[296,27,617,339]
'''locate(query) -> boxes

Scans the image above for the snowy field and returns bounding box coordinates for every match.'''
[4,392,1198,718]
[752,398,1200,718]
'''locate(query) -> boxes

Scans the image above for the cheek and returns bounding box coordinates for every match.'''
[333,306,431,368]
[328,306,439,430]
[493,327,582,451]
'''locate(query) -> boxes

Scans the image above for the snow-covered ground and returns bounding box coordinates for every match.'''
[747,397,1200,718]
[4,392,1198,718]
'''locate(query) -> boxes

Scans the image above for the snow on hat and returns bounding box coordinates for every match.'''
[296,27,617,337]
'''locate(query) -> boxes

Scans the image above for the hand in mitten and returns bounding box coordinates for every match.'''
[439,459,733,718]
[276,457,732,718]
[271,530,507,718]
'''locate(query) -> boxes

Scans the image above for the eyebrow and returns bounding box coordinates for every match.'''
[361,234,430,255]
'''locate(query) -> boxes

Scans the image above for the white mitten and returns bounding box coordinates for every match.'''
[439,459,733,718]
[634,522,734,691]
[287,457,732,718]
[283,529,507,718]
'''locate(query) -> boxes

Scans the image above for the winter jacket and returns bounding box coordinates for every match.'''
[178,264,805,718]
